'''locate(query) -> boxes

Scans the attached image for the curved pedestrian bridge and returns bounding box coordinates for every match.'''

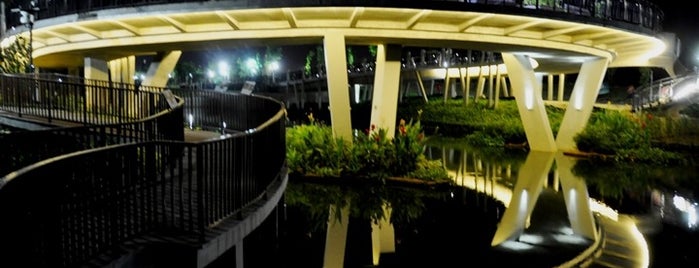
[0,0,681,267]
[0,73,287,267]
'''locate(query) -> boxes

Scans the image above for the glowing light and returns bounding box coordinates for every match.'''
[188,113,194,129]
[499,240,536,251]
[553,234,588,244]
[246,58,258,74]
[558,226,575,235]
[524,87,534,110]
[519,189,529,224]
[573,89,584,110]
[269,61,280,71]
[218,61,229,77]
[518,233,543,244]
[671,83,697,101]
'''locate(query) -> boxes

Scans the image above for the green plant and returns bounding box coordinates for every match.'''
[286,113,449,182]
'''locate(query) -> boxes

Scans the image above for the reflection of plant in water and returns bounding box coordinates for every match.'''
[572,159,698,205]
[285,183,347,231]
[284,182,439,231]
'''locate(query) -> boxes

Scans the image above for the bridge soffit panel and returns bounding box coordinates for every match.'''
[19,6,662,71]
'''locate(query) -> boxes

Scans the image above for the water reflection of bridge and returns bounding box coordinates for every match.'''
[301,145,650,267]
[424,145,650,268]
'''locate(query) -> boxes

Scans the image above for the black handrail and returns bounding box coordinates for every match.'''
[0,73,171,125]
[0,73,184,177]
[0,77,287,267]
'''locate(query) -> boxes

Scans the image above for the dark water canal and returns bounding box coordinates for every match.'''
[212,138,699,268]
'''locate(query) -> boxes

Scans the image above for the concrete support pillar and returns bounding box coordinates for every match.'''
[558,73,566,101]
[487,65,495,107]
[323,204,350,268]
[547,74,554,101]
[556,152,598,241]
[84,57,109,113]
[476,67,485,101]
[555,58,609,151]
[494,64,503,108]
[443,68,450,103]
[414,70,428,103]
[323,33,353,141]
[501,53,557,152]
[84,57,109,81]
[370,44,402,139]
[491,151,555,246]
[141,51,181,88]
[501,76,509,97]
[108,56,136,84]
[459,67,469,105]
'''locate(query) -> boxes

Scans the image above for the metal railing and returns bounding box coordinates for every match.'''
[632,74,698,111]
[7,0,663,33]
[0,76,287,267]
[0,73,170,125]
[0,73,184,177]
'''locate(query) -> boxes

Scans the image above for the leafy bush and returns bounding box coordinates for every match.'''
[286,113,451,182]
[574,110,683,164]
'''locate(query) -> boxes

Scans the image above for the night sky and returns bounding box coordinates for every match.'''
[652,1,699,68]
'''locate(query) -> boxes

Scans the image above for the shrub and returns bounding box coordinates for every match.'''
[286,113,450,182]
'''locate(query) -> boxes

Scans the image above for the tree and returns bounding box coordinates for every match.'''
[0,36,30,74]
[304,49,315,76]
[263,46,282,76]
[174,61,205,84]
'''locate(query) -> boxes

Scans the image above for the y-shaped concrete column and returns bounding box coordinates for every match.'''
[323,33,353,141]
[555,58,609,151]
[502,53,557,152]
[141,51,182,88]
[370,44,402,138]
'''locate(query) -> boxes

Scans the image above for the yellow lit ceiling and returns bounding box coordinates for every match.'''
[8,5,673,73]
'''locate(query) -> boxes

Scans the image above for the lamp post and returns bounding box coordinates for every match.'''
[11,1,39,73]
[269,61,280,83]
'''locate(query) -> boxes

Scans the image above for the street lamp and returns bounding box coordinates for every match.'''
[269,61,280,83]
[11,1,40,74]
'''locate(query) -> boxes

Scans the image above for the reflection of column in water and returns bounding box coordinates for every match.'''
[371,203,395,266]
[323,203,349,268]
[555,153,597,241]
[323,201,397,267]
[491,151,554,246]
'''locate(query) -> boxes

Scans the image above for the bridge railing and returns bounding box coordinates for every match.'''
[0,86,287,267]
[632,74,696,111]
[9,0,663,33]
[0,73,171,125]
[0,73,185,177]
[170,88,283,133]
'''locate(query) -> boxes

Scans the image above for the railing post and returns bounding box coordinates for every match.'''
[196,144,206,243]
